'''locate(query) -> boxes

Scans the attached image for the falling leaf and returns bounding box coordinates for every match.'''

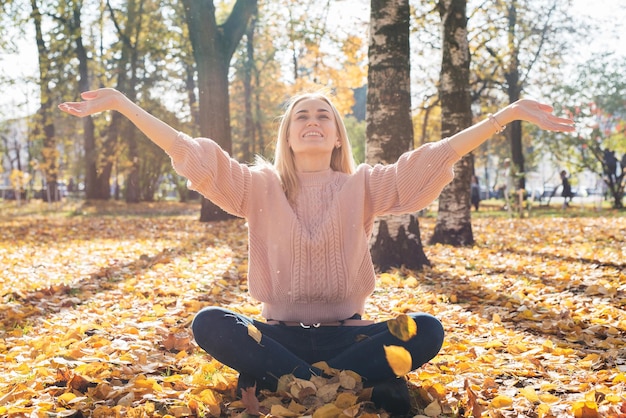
[383,345,412,376]
[387,314,418,341]
[247,323,263,344]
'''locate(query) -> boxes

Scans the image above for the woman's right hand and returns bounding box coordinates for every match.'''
[58,88,125,117]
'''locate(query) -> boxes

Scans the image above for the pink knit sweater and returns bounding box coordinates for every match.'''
[167,132,460,324]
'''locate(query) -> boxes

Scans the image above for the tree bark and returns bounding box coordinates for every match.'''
[429,0,474,247]
[69,4,98,200]
[181,0,258,222]
[366,0,430,271]
[504,1,525,191]
[31,0,59,202]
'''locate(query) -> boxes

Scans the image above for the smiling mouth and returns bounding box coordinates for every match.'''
[303,131,323,138]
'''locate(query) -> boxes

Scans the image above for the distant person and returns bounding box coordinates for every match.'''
[470,175,481,211]
[560,170,574,208]
[59,89,575,415]
[604,148,618,183]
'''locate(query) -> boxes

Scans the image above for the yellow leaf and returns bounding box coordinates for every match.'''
[247,323,262,344]
[383,345,412,376]
[312,402,343,418]
[312,361,340,376]
[271,404,301,417]
[485,340,504,349]
[519,386,540,403]
[135,376,162,392]
[490,395,513,408]
[404,276,418,288]
[58,392,77,405]
[606,393,621,403]
[334,392,358,409]
[538,393,560,404]
[387,314,418,342]
[537,403,551,418]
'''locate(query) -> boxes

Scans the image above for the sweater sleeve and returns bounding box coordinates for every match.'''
[166,132,251,218]
[366,138,461,216]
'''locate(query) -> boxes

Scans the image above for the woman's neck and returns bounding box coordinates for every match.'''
[294,154,332,173]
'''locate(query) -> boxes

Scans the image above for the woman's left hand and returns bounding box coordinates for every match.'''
[510,99,576,133]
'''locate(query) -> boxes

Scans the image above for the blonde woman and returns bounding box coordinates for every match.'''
[60,89,574,414]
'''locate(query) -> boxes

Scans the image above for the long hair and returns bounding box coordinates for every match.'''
[270,92,356,202]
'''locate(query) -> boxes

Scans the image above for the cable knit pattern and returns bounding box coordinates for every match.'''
[166,132,461,324]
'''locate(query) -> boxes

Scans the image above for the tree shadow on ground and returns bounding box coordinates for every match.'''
[422,250,625,359]
[0,217,250,331]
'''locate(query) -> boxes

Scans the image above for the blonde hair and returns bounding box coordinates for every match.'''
[270,92,356,202]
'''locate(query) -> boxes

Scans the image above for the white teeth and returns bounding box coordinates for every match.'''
[304,132,322,137]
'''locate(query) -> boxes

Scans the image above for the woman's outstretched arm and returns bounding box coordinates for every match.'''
[447,99,575,157]
[58,88,179,152]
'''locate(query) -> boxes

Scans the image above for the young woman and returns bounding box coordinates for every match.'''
[59,89,574,414]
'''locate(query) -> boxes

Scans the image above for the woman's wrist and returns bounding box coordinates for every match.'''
[491,104,518,128]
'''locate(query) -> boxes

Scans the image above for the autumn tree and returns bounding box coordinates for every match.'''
[428,0,474,246]
[228,0,367,166]
[550,54,626,209]
[180,0,257,221]
[366,0,430,271]
[470,0,575,191]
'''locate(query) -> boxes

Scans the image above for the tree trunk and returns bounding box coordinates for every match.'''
[429,0,474,247]
[70,4,98,200]
[182,0,257,222]
[123,3,143,204]
[242,15,256,164]
[504,2,525,191]
[31,0,59,202]
[366,0,430,271]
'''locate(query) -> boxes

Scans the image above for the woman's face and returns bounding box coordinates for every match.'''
[287,98,340,160]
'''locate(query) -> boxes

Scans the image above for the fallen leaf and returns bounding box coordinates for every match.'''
[240,386,260,415]
[424,400,442,417]
[490,394,513,408]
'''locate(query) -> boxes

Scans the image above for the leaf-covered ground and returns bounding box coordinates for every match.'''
[1,202,625,418]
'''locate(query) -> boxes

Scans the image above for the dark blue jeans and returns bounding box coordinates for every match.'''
[191,307,444,392]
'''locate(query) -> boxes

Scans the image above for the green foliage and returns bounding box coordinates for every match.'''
[549,53,626,208]
[344,115,365,164]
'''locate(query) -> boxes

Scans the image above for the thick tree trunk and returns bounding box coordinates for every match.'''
[429,0,474,247]
[182,0,257,222]
[366,0,430,271]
